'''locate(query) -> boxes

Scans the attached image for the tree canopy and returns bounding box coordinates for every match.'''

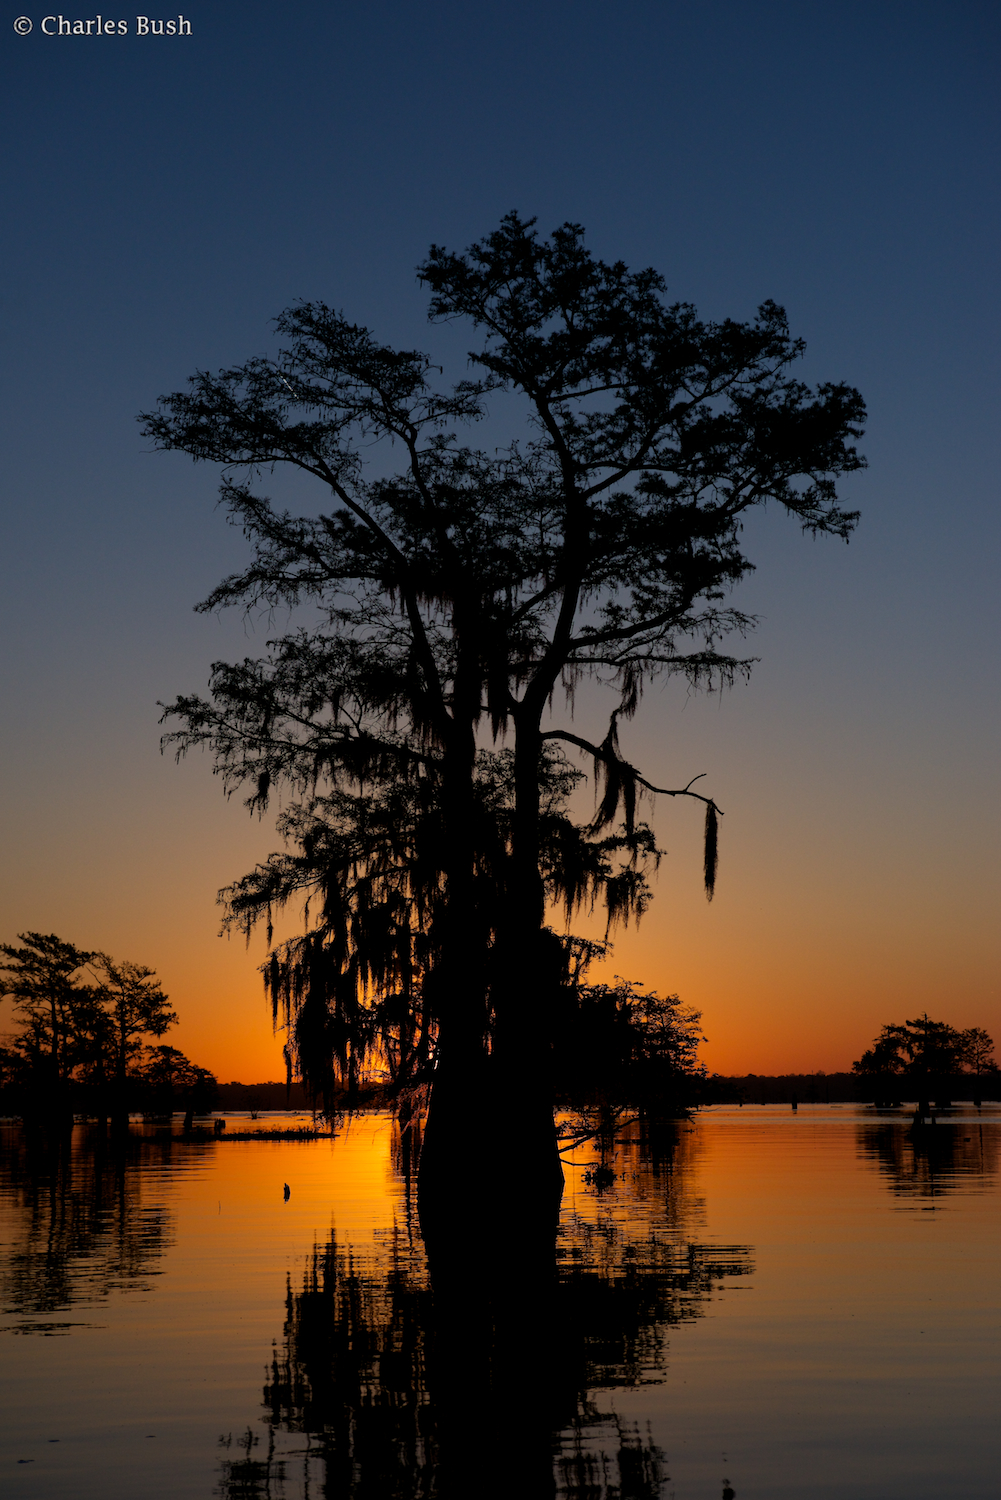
[0,932,97,1094]
[0,932,211,1119]
[852,1016,995,1078]
[90,953,178,1094]
[143,213,866,1177]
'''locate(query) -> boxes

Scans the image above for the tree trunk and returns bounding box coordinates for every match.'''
[490,712,565,1206]
[418,617,568,1215]
[417,629,503,1209]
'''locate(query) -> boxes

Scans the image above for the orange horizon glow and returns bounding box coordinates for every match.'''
[2,627,996,1086]
[2,829,995,1086]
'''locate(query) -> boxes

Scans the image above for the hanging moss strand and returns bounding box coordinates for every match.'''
[703,801,719,901]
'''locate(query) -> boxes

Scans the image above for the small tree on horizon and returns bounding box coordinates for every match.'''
[962,1027,995,1076]
[139,1043,217,1118]
[89,954,178,1117]
[852,1015,995,1079]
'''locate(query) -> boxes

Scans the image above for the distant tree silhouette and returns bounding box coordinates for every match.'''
[138,1043,217,1120]
[89,955,177,1121]
[553,938,708,1127]
[962,1026,995,1076]
[852,1014,995,1081]
[143,213,865,1200]
[0,933,96,1110]
[0,933,211,1121]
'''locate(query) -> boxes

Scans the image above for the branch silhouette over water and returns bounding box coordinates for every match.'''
[216,1119,752,1499]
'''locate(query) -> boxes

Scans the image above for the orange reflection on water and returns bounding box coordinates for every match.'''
[2,1107,1000,1499]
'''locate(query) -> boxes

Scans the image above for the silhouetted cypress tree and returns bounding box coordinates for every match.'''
[143,213,865,1198]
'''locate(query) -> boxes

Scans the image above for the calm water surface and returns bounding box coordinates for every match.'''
[0,1105,998,1498]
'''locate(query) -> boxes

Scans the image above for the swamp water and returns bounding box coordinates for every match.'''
[0,1105,998,1498]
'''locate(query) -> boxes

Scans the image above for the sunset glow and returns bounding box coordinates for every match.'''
[2,4,997,1087]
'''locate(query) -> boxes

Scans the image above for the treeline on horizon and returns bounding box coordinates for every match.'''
[214,1010,1000,1113]
[0,932,218,1123]
[718,1018,998,1106]
[0,929,724,1126]
[5,928,995,1124]
[213,1068,1001,1113]
[217,1015,999,1111]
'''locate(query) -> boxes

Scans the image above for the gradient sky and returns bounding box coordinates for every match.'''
[1,0,998,1080]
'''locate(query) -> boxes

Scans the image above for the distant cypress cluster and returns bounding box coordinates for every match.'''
[0,931,215,1121]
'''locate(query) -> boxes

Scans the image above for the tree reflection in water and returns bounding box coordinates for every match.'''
[217,1117,752,1499]
[857,1118,999,1201]
[0,1121,190,1334]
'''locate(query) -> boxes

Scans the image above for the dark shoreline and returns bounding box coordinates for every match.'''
[707,1071,1001,1105]
[214,1074,1001,1110]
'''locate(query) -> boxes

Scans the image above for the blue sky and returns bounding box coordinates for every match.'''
[2,0,998,1076]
